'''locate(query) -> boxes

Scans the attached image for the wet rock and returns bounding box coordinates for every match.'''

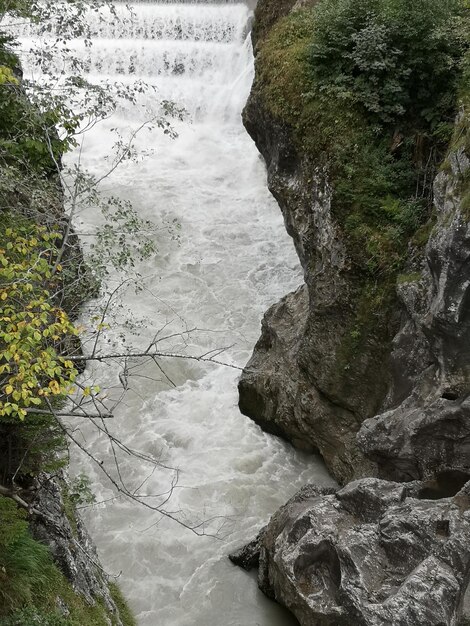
[239,89,391,484]
[252,478,470,626]
[238,12,400,484]
[238,1,470,623]
[240,1,470,489]
[229,529,265,570]
[358,398,470,482]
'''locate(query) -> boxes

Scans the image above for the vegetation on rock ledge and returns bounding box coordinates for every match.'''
[255,0,469,276]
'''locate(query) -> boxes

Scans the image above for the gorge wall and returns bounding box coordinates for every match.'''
[235,1,470,623]
[0,78,132,625]
[240,0,397,485]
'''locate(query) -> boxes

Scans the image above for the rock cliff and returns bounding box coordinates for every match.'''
[31,473,125,625]
[358,149,470,484]
[232,479,470,626]
[234,1,470,623]
[240,0,400,486]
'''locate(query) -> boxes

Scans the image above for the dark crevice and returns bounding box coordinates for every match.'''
[442,391,459,401]
[418,470,470,500]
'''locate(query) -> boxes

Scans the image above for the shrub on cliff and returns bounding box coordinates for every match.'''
[309,0,466,130]
[256,0,469,276]
[305,0,468,273]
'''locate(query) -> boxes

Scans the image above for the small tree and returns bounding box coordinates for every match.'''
[0,0,226,539]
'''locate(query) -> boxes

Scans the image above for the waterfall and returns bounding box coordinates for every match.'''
[17,2,334,624]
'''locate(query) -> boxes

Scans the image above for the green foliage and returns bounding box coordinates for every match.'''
[309,0,466,128]
[0,0,166,491]
[443,48,470,220]
[0,215,77,484]
[0,77,68,172]
[0,4,149,626]
[397,272,422,285]
[88,198,158,278]
[0,28,19,72]
[0,585,135,626]
[109,584,137,626]
[61,473,96,535]
[0,498,28,547]
[255,10,316,125]
[68,473,95,507]
[0,499,134,625]
[0,509,132,625]
[0,216,79,421]
[332,280,396,393]
[0,410,66,485]
[0,66,18,85]
[0,607,72,625]
[256,1,468,276]
[0,503,56,612]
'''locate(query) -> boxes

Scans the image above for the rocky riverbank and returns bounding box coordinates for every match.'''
[233,1,470,623]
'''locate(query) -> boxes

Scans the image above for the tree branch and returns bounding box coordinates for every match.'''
[65,350,243,371]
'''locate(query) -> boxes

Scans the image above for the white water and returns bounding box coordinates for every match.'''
[18,3,335,624]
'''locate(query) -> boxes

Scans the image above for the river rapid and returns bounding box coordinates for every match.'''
[18,2,335,624]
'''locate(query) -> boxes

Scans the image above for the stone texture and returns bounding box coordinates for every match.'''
[239,57,394,485]
[235,1,470,623]
[358,149,470,482]
[239,0,470,489]
[237,478,470,626]
[239,286,375,484]
[229,529,265,570]
[31,473,122,625]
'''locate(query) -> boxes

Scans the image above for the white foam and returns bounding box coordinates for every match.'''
[19,2,335,624]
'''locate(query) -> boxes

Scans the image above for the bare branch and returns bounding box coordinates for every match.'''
[24,408,113,419]
[40,397,217,536]
[66,349,242,371]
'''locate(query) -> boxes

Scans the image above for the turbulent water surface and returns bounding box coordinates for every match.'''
[19,3,335,624]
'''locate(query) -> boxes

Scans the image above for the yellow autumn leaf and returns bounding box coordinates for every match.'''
[48,380,60,395]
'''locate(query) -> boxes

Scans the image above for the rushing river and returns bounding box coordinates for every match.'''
[18,2,335,624]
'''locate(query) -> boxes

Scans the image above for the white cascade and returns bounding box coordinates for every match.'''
[18,2,335,624]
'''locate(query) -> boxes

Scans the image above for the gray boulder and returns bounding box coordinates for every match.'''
[237,478,470,626]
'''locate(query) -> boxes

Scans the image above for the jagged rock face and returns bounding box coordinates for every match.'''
[358,150,470,482]
[239,1,470,489]
[239,55,395,485]
[236,479,470,626]
[31,474,122,626]
[239,286,376,483]
[234,2,470,624]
